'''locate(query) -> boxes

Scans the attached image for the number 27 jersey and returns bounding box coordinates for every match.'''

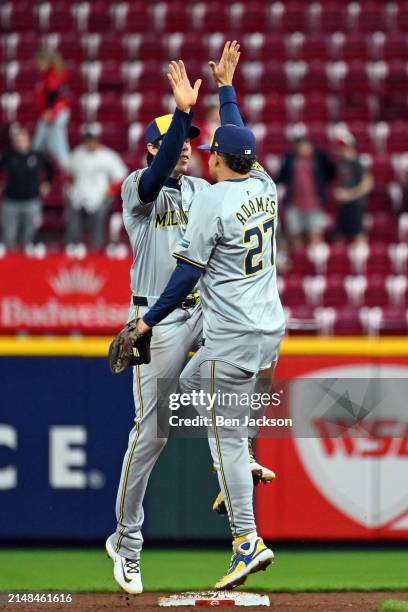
[173,167,286,372]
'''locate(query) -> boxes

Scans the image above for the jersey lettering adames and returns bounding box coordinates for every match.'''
[173,167,285,372]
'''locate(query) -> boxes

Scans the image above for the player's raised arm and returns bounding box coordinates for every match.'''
[137,60,202,205]
[209,41,244,128]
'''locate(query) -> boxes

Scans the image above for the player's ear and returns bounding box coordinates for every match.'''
[214,152,222,167]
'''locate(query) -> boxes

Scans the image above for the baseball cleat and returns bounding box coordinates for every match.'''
[248,438,275,485]
[215,536,274,590]
[213,439,276,515]
[105,537,143,595]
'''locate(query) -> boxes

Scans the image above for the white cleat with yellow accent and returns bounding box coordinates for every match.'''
[105,537,143,595]
[215,535,274,590]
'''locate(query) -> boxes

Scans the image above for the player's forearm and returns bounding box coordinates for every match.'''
[139,108,194,203]
[219,86,244,128]
[143,260,202,327]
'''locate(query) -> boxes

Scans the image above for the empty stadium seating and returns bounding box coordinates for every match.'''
[1,1,408,335]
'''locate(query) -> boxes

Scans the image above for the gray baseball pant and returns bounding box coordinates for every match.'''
[180,350,257,538]
[109,303,202,560]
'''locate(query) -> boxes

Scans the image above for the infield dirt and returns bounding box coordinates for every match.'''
[2,592,408,612]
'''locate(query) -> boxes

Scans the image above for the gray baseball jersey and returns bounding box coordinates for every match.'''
[110,167,208,559]
[173,166,285,372]
[122,168,209,299]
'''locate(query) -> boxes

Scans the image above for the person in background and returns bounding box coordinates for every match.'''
[64,124,128,251]
[0,124,54,249]
[333,131,374,243]
[276,136,336,249]
[33,49,70,166]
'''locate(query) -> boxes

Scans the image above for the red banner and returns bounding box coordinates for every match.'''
[256,355,408,540]
[0,254,132,333]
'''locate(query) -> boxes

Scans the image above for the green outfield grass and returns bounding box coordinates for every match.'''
[0,549,407,593]
[378,601,408,612]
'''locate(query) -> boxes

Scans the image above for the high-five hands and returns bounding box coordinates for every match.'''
[209,40,241,87]
[167,60,202,113]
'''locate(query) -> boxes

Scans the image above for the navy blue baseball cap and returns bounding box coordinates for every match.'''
[197,124,256,156]
[145,114,200,144]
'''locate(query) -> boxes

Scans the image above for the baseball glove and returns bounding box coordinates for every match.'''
[108,319,152,374]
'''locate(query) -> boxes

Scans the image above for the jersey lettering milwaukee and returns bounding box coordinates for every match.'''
[121,168,208,296]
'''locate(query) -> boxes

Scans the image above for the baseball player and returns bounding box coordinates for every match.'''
[135,88,286,590]
[105,60,207,594]
[106,44,276,595]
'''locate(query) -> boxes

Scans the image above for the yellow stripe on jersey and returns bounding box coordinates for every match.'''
[173,253,206,269]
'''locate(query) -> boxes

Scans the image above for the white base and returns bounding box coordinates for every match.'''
[158,592,270,607]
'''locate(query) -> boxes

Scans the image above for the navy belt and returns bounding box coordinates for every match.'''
[132,293,200,310]
[132,296,148,306]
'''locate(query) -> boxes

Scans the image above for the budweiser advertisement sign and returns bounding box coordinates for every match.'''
[0,254,132,333]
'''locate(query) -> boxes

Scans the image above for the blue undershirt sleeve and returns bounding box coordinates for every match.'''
[219,85,245,128]
[139,108,194,204]
[143,260,203,327]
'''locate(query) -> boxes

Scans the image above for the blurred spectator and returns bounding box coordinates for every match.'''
[64,125,128,251]
[0,124,54,249]
[276,136,336,248]
[333,131,374,244]
[32,49,70,166]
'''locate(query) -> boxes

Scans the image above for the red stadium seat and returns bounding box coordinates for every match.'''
[1,2,39,32]
[279,2,309,33]
[81,2,115,32]
[289,247,316,275]
[327,244,352,275]
[83,34,126,62]
[322,275,348,306]
[367,212,398,242]
[38,2,76,32]
[192,4,230,33]
[375,307,408,335]
[113,3,153,33]
[380,33,408,61]
[295,35,328,61]
[354,3,384,33]
[280,275,306,307]
[154,3,190,33]
[363,275,388,306]
[316,3,349,33]
[122,34,167,62]
[335,34,370,62]
[332,307,365,335]
[235,4,268,33]
[286,305,319,335]
[3,33,40,61]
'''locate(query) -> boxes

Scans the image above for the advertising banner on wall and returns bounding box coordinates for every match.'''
[0,343,407,541]
[0,254,132,334]
[256,355,408,541]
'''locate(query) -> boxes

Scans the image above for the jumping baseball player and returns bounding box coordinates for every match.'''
[136,84,286,590]
[105,60,207,594]
[106,43,276,595]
